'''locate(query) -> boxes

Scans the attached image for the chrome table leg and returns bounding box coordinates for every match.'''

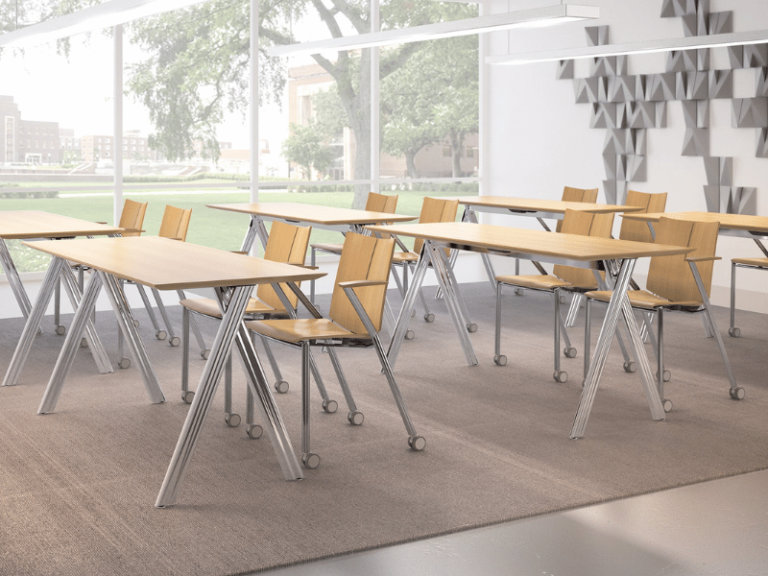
[386,252,431,368]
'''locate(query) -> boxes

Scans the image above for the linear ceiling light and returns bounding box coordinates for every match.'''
[267,4,599,59]
[487,28,768,65]
[0,0,213,48]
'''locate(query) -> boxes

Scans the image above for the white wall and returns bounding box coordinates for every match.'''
[485,0,768,312]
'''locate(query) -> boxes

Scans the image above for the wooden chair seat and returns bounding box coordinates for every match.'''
[310,242,344,255]
[247,318,366,344]
[731,257,768,267]
[391,251,420,265]
[496,274,584,291]
[180,297,285,318]
[584,289,703,310]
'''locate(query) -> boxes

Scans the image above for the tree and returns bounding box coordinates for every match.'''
[380,34,478,178]
[282,122,336,180]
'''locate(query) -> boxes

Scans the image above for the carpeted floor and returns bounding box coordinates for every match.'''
[0,285,765,576]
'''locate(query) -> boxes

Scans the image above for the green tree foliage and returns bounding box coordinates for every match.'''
[282,122,336,179]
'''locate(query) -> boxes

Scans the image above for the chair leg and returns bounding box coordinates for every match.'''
[494,282,507,366]
[151,287,180,346]
[553,289,567,383]
[657,309,672,413]
[583,296,591,383]
[134,284,165,338]
[326,347,363,425]
[223,355,240,427]
[310,247,317,304]
[245,332,264,439]
[181,307,194,403]
[729,262,740,338]
[301,342,320,469]
[307,350,338,413]
[565,293,582,328]
[258,335,289,393]
[177,290,209,356]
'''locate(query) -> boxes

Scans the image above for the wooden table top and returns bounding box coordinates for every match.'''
[622,211,768,234]
[366,222,692,262]
[207,202,417,226]
[454,196,644,215]
[0,211,125,239]
[23,236,326,291]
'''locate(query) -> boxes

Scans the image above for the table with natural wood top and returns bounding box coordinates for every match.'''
[623,211,768,241]
[366,221,693,439]
[207,202,417,252]
[13,235,326,507]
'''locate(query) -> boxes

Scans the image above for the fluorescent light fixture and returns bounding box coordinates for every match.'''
[0,0,213,48]
[267,4,599,58]
[487,28,768,65]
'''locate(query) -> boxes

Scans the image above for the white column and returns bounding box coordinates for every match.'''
[114,24,124,224]
[370,0,380,194]
[479,1,490,203]
[250,0,259,204]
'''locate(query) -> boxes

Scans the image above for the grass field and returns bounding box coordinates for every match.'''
[0,185,476,272]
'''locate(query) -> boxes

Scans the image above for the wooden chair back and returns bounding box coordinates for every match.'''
[158,205,192,241]
[118,199,148,237]
[556,186,599,231]
[412,197,459,256]
[256,221,312,310]
[365,192,398,214]
[554,209,615,288]
[330,233,395,335]
[619,190,668,243]
[646,217,719,304]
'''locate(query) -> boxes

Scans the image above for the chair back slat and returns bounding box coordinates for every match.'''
[330,233,395,335]
[366,192,398,239]
[256,221,312,309]
[158,205,192,241]
[118,199,148,237]
[554,209,615,287]
[619,190,668,243]
[413,197,459,255]
[556,186,598,231]
[646,217,719,303]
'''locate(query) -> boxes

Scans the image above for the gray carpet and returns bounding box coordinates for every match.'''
[0,285,765,576]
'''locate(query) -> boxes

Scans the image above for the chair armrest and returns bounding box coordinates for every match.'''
[686,256,721,263]
[293,263,319,270]
[338,280,387,289]
[231,250,248,255]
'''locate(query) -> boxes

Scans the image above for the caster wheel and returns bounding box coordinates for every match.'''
[514,288,524,296]
[623,361,636,373]
[564,347,577,359]
[467,323,478,333]
[303,452,320,469]
[322,399,338,414]
[225,413,241,427]
[246,424,263,439]
[118,358,131,369]
[274,380,289,394]
[729,387,745,400]
[408,435,426,451]
[662,398,673,413]
[133,319,140,328]
[155,330,167,341]
[169,336,180,347]
[200,349,210,360]
[405,330,415,340]
[494,354,507,366]
[55,325,66,336]
[656,370,671,382]
[348,411,364,426]
[553,371,568,384]
[424,313,435,323]
[729,327,741,338]
[181,390,195,404]
[80,337,88,348]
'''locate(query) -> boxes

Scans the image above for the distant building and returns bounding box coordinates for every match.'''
[0,95,62,164]
[80,130,159,163]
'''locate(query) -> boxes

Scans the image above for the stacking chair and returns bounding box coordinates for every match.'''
[584,216,743,412]
[555,186,599,231]
[118,205,206,367]
[494,209,615,383]
[309,191,398,303]
[729,257,767,338]
[391,196,462,327]
[247,232,425,469]
[178,222,342,437]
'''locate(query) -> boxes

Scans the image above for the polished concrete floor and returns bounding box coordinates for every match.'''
[257,469,768,576]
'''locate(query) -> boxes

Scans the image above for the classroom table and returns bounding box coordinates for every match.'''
[365,221,692,439]
[207,202,417,253]
[0,211,126,377]
[453,196,644,287]
[13,235,325,507]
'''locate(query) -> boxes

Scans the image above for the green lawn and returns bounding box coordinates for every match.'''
[0,186,476,273]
